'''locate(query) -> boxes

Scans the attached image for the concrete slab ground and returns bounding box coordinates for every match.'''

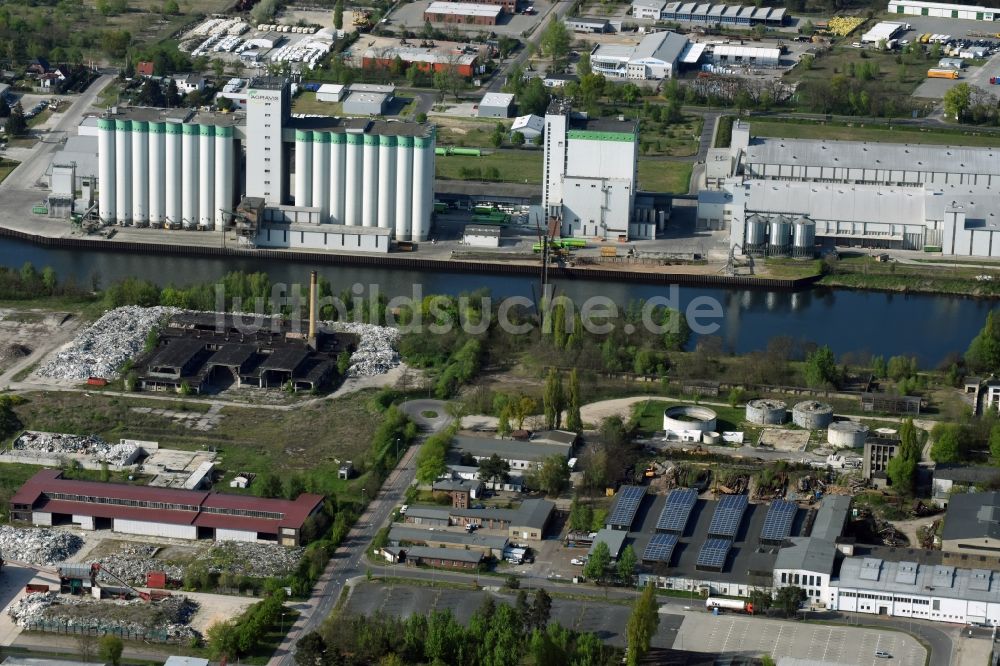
[675,612,926,665]
[758,428,810,452]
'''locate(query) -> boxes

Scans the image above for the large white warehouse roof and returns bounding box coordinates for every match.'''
[838,557,1000,605]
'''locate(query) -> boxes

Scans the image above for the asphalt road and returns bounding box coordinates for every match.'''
[484,0,575,94]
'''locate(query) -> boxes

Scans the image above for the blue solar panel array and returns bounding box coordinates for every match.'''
[708,493,748,539]
[696,538,731,570]
[656,487,698,534]
[760,499,797,543]
[642,533,678,564]
[607,485,646,529]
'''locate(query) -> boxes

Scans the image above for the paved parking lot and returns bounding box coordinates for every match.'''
[344,581,684,647]
[676,612,927,665]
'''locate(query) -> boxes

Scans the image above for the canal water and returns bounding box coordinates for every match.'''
[0,237,991,367]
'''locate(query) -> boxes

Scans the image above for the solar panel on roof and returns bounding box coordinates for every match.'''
[656,488,697,533]
[760,499,797,543]
[642,533,678,563]
[607,485,646,529]
[708,494,748,538]
[696,538,731,570]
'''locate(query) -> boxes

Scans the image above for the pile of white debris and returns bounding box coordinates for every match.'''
[0,526,83,565]
[331,321,400,377]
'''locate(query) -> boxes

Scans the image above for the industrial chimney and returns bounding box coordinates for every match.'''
[308,270,318,347]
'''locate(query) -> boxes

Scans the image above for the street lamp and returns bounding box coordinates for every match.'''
[395,437,401,462]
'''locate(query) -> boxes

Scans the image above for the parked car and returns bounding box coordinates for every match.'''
[874,650,891,659]
[571,558,586,566]
[399,504,408,514]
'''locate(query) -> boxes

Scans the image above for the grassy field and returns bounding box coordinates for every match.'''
[435,116,519,149]
[638,160,692,194]
[820,253,1000,296]
[631,399,749,437]
[638,116,702,157]
[10,390,383,498]
[0,159,20,185]
[750,119,1000,147]
[785,46,929,98]
[435,150,542,184]
[292,91,343,116]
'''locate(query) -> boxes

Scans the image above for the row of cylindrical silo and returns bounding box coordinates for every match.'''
[743,214,816,258]
[292,130,434,241]
[98,118,234,229]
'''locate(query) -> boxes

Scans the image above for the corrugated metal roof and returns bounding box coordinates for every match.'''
[837,556,1000,605]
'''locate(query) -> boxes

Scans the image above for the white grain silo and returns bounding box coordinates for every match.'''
[215,125,234,229]
[165,122,183,228]
[361,134,379,228]
[181,124,200,229]
[377,135,396,231]
[411,134,433,241]
[198,124,215,229]
[344,133,363,225]
[828,421,869,448]
[294,129,313,207]
[114,119,132,225]
[329,133,346,223]
[311,131,330,221]
[148,122,165,227]
[394,136,413,241]
[98,118,116,224]
[130,120,149,226]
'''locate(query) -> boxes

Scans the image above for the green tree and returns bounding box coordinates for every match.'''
[617,544,637,581]
[944,82,972,121]
[261,474,283,498]
[498,404,513,438]
[872,355,887,378]
[749,589,773,613]
[541,19,571,70]
[162,0,179,14]
[285,475,306,499]
[775,586,806,616]
[990,424,1000,461]
[5,102,27,137]
[206,620,241,659]
[930,423,965,463]
[886,453,917,495]
[583,541,610,579]
[0,96,10,118]
[534,454,570,496]
[543,368,564,429]
[566,368,583,432]
[334,0,344,30]
[625,585,659,666]
[804,345,839,388]
[568,498,594,532]
[801,19,815,35]
[511,395,537,430]
[966,311,1000,373]
[578,50,592,77]
[530,589,552,631]
[98,636,124,666]
[478,453,510,486]
[510,130,525,146]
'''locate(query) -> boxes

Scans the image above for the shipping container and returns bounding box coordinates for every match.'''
[927,68,960,79]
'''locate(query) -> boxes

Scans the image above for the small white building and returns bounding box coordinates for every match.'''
[632,0,667,19]
[511,114,544,140]
[463,224,501,247]
[316,83,346,102]
[887,0,997,21]
[172,74,206,94]
[591,31,689,80]
[477,92,515,118]
[860,21,906,44]
[255,223,392,252]
[708,44,780,67]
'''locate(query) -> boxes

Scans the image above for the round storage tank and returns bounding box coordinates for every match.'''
[745,399,787,425]
[827,421,869,448]
[663,406,718,433]
[792,401,834,430]
[702,431,721,445]
[767,215,791,256]
[792,216,816,258]
[745,214,767,250]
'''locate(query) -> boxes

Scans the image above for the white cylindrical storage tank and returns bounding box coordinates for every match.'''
[165,122,183,228]
[294,129,313,207]
[311,131,330,221]
[702,431,721,445]
[745,398,787,425]
[329,134,346,224]
[114,119,132,225]
[181,123,200,229]
[412,133,433,241]
[394,136,413,241]
[199,124,215,230]
[131,120,149,227]
[148,122,165,228]
[827,421,869,448]
[663,405,717,434]
[362,134,379,228]
[344,133,363,226]
[377,134,396,231]
[792,401,834,430]
[98,118,116,224]
[215,125,234,230]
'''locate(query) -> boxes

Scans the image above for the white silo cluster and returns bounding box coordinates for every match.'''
[266,38,332,69]
[292,129,435,240]
[97,115,234,229]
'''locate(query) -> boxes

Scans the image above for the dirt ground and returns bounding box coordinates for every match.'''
[0,309,78,378]
[758,428,810,452]
[183,590,257,633]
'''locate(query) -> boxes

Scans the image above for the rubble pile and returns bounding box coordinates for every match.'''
[332,322,400,377]
[0,343,31,362]
[207,541,305,578]
[98,545,184,586]
[38,306,177,380]
[12,431,139,466]
[7,592,199,641]
[0,526,83,565]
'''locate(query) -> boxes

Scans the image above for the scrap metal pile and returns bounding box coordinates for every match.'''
[207,541,305,578]
[0,526,83,565]
[331,322,400,377]
[38,306,177,380]
[7,592,199,641]
[98,545,184,587]
[12,431,139,466]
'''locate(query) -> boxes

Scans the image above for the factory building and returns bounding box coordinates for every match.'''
[544,100,651,240]
[90,77,435,245]
[590,31,689,80]
[702,121,1000,258]
[423,2,503,25]
[361,44,483,78]
[10,469,324,546]
[888,0,997,20]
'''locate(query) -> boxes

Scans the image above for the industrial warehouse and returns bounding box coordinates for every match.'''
[700,121,1000,258]
[10,469,324,546]
[74,77,436,247]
